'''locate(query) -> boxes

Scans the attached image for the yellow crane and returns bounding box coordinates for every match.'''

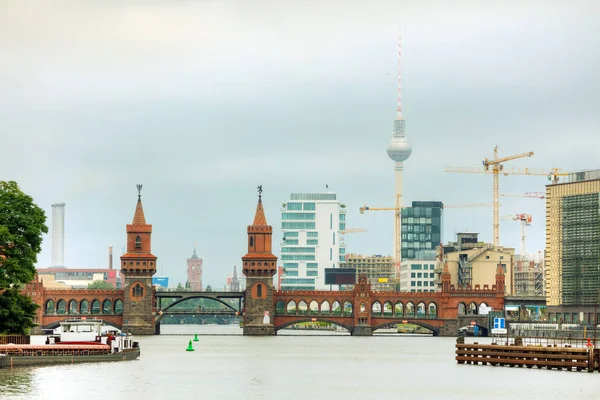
[501,192,545,199]
[359,202,493,278]
[446,145,542,246]
[339,228,367,234]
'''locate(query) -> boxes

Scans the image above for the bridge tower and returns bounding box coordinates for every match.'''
[241,187,277,336]
[120,185,157,335]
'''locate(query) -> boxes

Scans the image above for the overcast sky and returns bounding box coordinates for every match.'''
[2,0,599,288]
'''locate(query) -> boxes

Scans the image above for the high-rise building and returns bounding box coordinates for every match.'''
[401,201,443,260]
[187,245,203,291]
[280,192,346,290]
[386,34,412,272]
[546,169,600,324]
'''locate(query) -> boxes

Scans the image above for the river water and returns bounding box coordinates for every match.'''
[1,324,599,399]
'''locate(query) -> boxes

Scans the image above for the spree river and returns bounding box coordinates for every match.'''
[1,325,599,400]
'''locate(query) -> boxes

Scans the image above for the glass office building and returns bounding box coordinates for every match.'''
[401,201,443,260]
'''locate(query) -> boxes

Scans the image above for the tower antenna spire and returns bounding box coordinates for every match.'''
[396,28,402,117]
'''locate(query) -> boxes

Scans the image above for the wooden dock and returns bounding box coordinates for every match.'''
[456,341,598,372]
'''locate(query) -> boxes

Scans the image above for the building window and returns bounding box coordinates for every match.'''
[257,284,262,297]
[284,231,299,238]
[282,222,315,230]
[330,248,332,260]
[282,213,315,220]
[303,203,316,210]
[249,237,254,247]
[307,239,318,245]
[132,283,144,297]
[306,263,318,269]
[287,203,302,210]
[307,232,318,238]
[307,270,318,277]
[333,232,335,245]
[330,214,332,229]
[135,236,142,248]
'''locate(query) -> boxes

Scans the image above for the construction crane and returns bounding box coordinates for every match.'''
[359,202,493,278]
[502,213,532,258]
[446,145,555,246]
[501,192,545,199]
[339,228,367,234]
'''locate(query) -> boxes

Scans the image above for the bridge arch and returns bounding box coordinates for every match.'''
[394,302,403,317]
[114,300,123,314]
[45,299,55,314]
[383,301,393,317]
[458,302,467,315]
[102,299,112,314]
[405,302,414,317]
[68,299,78,314]
[286,300,297,314]
[80,299,89,314]
[468,302,478,315]
[160,294,238,314]
[331,301,341,315]
[428,302,438,318]
[91,299,101,314]
[56,299,66,315]
[321,301,330,314]
[276,300,285,314]
[309,300,318,315]
[372,320,440,336]
[298,301,308,315]
[417,302,426,318]
[372,301,382,316]
[274,317,353,333]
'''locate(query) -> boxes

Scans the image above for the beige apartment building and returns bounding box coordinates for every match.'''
[545,169,600,323]
[434,233,515,295]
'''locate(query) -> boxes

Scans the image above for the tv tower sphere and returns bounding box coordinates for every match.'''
[386,132,412,162]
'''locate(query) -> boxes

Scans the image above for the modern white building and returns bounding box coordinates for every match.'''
[280,192,346,290]
[399,259,437,293]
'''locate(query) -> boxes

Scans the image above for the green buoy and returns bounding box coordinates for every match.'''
[186,340,195,352]
[193,334,199,342]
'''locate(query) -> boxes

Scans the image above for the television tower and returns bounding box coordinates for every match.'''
[386,32,412,270]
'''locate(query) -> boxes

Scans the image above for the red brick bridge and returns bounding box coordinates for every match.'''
[21,188,505,337]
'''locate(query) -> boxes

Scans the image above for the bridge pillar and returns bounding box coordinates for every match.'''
[241,190,277,336]
[352,326,373,336]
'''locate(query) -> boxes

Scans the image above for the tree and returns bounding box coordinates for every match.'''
[205,285,213,292]
[0,181,48,334]
[87,281,114,290]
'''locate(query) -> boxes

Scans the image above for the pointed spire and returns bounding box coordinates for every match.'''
[253,185,267,225]
[191,242,198,259]
[396,29,403,117]
[233,265,237,278]
[132,185,147,225]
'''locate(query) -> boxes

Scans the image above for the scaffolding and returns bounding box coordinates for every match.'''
[457,254,472,286]
[561,193,600,305]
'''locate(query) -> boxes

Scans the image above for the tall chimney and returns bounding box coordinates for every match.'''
[109,245,113,270]
[51,203,66,267]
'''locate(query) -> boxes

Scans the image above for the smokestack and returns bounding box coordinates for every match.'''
[51,203,66,267]
[109,245,113,270]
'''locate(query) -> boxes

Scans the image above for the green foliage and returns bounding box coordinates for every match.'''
[205,285,213,292]
[0,181,48,289]
[87,280,114,290]
[0,288,39,334]
[0,181,47,334]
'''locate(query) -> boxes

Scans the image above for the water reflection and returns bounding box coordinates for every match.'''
[0,367,34,397]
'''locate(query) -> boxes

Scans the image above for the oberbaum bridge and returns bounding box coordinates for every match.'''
[24,187,506,337]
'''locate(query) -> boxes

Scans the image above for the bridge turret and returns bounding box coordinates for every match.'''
[120,185,157,335]
[241,186,277,336]
[495,263,506,294]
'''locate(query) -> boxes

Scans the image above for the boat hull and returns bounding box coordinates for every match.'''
[0,348,140,369]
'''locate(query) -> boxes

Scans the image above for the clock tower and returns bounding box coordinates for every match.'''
[186,244,203,290]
